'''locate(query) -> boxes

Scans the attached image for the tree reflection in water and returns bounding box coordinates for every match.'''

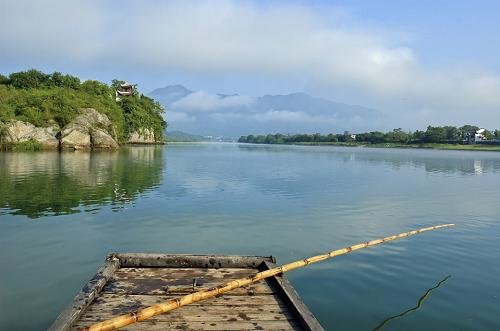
[0,146,163,218]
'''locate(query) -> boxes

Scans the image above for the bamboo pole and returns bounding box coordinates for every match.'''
[80,223,454,331]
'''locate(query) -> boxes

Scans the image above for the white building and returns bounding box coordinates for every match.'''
[115,83,135,101]
[468,128,486,144]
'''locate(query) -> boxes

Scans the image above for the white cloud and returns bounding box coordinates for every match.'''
[0,0,106,63]
[167,111,196,123]
[171,91,254,112]
[1,0,500,127]
[250,111,337,124]
[209,110,338,125]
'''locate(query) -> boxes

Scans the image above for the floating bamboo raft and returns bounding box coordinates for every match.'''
[49,253,324,331]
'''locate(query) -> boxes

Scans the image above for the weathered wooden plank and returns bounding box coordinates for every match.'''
[263,262,324,331]
[102,279,275,295]
[72,320,301,331]
[107,267,276,296]
[48,257,120,331]
[79,310,295,322]
[83,305,291,317]
[114,267,257,279]
[102,281,276,296]
[83,293,287,307]
[111,253,275,269]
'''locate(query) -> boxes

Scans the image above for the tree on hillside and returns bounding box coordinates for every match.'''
[9,69,51,89]
[50,72,81,89]
[119,95,166,139]
[81,80,112,96]
[0,74,8,85]
[111,79,126,91]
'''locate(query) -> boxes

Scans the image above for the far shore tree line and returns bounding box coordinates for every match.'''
[239,126,500,145]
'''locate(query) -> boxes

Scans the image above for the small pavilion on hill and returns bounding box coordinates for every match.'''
[115,83,136,101]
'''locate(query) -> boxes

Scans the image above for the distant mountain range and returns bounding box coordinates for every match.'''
[150,84,193,105]
[149,85,385,137]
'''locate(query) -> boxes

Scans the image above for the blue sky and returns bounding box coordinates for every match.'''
[329,0,500,70]
[1,0,500,131]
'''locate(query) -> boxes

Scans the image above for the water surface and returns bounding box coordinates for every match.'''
[1,144,499,330]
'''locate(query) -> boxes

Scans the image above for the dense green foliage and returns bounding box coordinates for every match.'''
[0,69,166,142]
[239,125,500,145]
[120,96,166,141]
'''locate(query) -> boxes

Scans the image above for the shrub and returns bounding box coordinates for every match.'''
[13,139,43,151]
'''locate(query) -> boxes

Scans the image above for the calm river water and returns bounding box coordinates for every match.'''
[1,143,499,330]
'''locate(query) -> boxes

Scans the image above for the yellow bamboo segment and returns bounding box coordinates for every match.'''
[80,223,454,331]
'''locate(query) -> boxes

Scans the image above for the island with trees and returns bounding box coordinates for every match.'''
[0,69,166,151]
[239,126,500,151]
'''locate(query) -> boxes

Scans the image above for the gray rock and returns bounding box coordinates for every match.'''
[61,129,91,150]
[21,127,60,149]
[61,108,119,150]
[91,129,119,149]
[65,108,112,131]
[2,109,120,151]
[2,120,59,149]
[5,120,35,142]
[127,128,156,144]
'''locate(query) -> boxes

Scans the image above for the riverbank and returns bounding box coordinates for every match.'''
[1,141,165,152]
[244,141,500,152]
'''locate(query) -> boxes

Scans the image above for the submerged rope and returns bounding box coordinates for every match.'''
[372,275,451,331]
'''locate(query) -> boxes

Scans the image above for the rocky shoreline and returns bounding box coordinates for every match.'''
[0,108,159,151]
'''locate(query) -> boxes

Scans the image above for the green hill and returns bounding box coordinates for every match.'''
[0,69,167,147]
[165,130,206,142]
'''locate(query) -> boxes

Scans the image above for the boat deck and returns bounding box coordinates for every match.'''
[49,253,324,331]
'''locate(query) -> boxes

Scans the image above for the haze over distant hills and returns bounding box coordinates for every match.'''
[149,85,385,137]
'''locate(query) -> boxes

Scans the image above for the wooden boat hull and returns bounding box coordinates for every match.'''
[48,253,324,331]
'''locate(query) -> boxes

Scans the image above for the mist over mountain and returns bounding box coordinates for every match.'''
[149,85,385,137]
[149,84,193,105]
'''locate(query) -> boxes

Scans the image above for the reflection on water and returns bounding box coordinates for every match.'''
[3,145,499,219]
[238,144,500,175]
[0,147,163,218]
[372,275,452,331]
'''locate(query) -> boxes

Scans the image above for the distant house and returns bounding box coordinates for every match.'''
[467,128,486,144]
[115,83,136,101]
[350,134,357,140]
